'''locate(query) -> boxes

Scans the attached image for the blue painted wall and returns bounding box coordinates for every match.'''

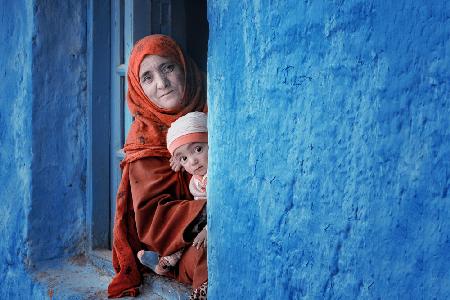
[29,0,87,262]
[208,1,450,299]
[1,0,449,299]
[0,0,87,297]
[0,0,37,297]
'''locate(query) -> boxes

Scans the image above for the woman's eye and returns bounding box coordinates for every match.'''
[143,75,152,83]
[162,64,175,74]
[194,146,202,153]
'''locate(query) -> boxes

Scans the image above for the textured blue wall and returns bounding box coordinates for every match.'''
[0,0,37,297]
[208,1,450,299]
[0,0,87,297]
[28,0,87,262]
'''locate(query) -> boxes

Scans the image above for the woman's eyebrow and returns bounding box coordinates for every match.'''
[159,62,171,69]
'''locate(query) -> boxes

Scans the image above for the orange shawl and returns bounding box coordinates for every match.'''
[107,35,207,298]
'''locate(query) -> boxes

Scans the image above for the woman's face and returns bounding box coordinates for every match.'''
[139,55,186,112]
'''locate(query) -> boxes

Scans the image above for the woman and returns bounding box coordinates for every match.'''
[107,35,208,299]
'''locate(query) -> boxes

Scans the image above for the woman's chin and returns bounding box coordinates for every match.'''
[158,95,185,112]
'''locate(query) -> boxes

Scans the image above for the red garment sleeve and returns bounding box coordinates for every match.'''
[129,156,206,256]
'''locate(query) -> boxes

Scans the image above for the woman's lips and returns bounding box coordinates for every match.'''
[160,90,173,98]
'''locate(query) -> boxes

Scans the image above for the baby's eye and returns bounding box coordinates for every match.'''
[179,156,188,164]
[162,64,175,74]
[194,146,203,153]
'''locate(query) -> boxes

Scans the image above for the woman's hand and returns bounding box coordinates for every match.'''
[169,156,183,172]
[192,226,207,250]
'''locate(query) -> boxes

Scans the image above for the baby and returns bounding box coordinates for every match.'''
[137,111,208,275]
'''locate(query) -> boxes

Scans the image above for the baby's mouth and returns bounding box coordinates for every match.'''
[194,166,204,174]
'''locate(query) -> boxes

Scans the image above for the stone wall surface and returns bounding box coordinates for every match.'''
[0,0,51,297]
[0,0,37,297]
[208,1,450,299]
[28,0,87,262]
[0,0,87,298]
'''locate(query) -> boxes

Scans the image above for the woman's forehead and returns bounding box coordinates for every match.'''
[139,55,173,74]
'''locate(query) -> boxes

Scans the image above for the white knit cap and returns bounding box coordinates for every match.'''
[166,112,208,155]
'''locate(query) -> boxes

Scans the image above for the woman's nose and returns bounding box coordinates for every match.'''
[155,73,169,89]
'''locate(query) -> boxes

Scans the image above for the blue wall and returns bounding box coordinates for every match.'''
[29,0,87,262]
[0,0,87,297]
[0,0,37,297]
[208,1,450,299]
[1,0,449,298]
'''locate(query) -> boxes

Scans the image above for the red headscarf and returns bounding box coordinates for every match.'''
[124,34,206,159]
[108,35,207,298]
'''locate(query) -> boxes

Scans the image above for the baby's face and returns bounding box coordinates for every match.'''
[174,142,208,176]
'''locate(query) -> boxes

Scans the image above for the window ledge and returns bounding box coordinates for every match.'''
[31,252,190,299]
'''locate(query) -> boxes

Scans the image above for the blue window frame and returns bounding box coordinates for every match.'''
[87,0,112,250]
[110,0,149,245]
[88,0,208,252]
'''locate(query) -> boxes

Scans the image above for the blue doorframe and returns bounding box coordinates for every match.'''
[88,0,208,251]
[87,0,112,250]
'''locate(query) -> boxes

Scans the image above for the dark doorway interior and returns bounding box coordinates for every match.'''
[184,0,208,72]
[151,0,208,72]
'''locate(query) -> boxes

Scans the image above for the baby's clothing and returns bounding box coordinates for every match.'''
[138,173,207,274]
[189,173,207,200]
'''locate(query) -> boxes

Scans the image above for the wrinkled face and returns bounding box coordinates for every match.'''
[139,55,186,112]
[174,142,208,176]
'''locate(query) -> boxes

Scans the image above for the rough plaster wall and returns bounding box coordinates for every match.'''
[0,0,46,298]
[208,1,450,298]
[0,0,87,298]
[28,0,87,262]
